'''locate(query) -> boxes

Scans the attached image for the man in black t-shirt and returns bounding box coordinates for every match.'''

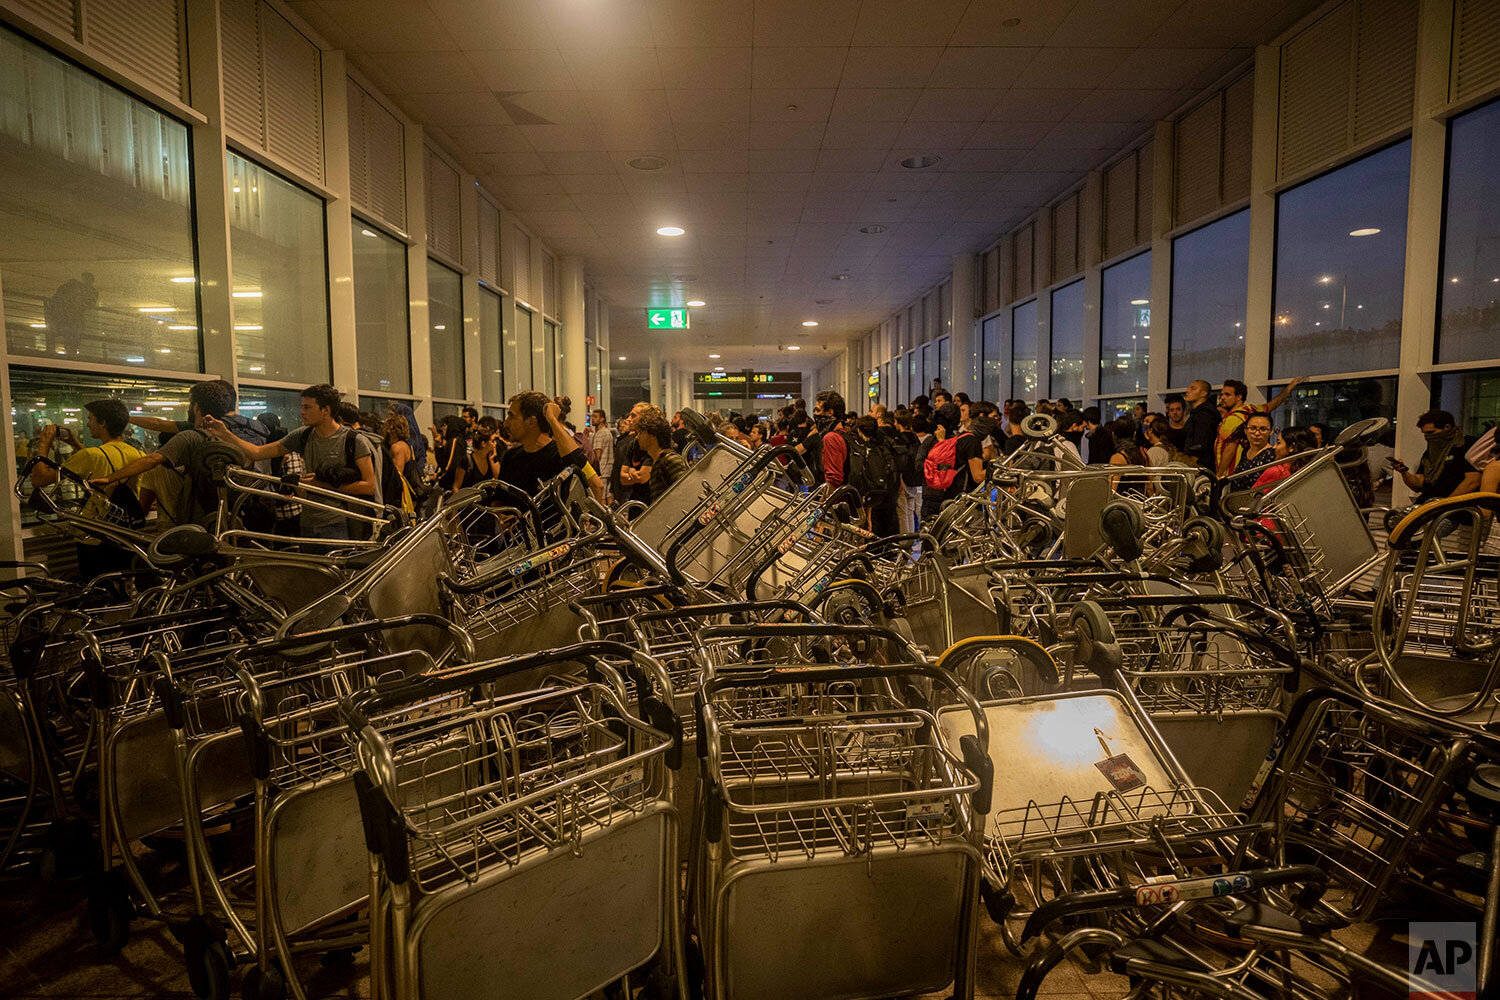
[498,392,603,500]
[1391,409,1480,503]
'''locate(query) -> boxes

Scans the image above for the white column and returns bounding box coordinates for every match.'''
[1242,45,1280,403]
[321,50,358,398]
[648,350,663,409]
[1393,0,1456,505]
[560,256,587,407]
[598,303,612,416]
[405,125,432,428]
[949,252,978,397]
[1147,121,1174,409]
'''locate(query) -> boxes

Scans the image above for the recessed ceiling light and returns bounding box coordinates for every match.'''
[899,154,942,170]
[859,225,887,235]
[232,290,262,298]
[1349,227,1381,237]
[434,324,446,330]
[168,325,197,331]
[657,226,685,236]
[787,344,801,351]
[618,355,627,361]
[1450,276,1460,283]
[1002,17,1021,26]
[170,276,195,283]
[138,306,176,313]
[628,156,668,171]
[157,348,172,354]
[233,324,263,331]
[1130,299,1149,305]
[801,320,818,327]
[29,323,46,329]
[832,273,850,281]
[714,365,725,371]
[687,299,706,307]
[361,228,378,238]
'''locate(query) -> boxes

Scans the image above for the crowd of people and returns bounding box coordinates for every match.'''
[24,370,1500,579]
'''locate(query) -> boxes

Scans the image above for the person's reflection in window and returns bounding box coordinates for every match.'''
[45,272,98,357]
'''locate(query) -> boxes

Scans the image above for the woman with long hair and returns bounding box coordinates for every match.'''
[1107,416,1147,495]
[1253,425,1318,491]
[380,413,418,512]
[469,427,501,482]
[432,414,468,492]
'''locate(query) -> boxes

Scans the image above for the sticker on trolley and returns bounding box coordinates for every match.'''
[1094,752,1146,793]
[696,502,722,525]
[510,543,571,575]
[1133,882,1180,906]
[730,471,754,494]
[905,800,947,820]
[610,767,644,792]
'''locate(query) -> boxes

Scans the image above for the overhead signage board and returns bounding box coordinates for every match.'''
[867,369,880,399]
[693,370,802,402]
[646,307,690,330]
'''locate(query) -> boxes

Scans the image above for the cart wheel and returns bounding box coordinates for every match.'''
[87,869,134,953]
[38,816,97,883]
[187,938,233,1000]
[242,963,285,1000]
[684,939,705,1000]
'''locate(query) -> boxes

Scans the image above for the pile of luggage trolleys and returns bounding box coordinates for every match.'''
[3,408,1500,1000]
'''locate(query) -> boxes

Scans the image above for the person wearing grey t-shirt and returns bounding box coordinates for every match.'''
[203,383,377,541]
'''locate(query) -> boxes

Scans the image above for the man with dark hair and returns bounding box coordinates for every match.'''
[635,411,688,501]
[498,391,603,500]
[1080,407,1110,465]
[1391,409,1480,502]
[1180,379,1220,472]
[1163,395,1187,450]
[814,390,850,493]
[1214,376,1305,478]
[462,405,479,432]
[590,408,615,493]
[932,389,953,407]
[34,398,144,578]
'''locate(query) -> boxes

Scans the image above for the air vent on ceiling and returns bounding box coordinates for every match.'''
[859,225,887,234]
[628,155,668,171]
[899,154,942,169]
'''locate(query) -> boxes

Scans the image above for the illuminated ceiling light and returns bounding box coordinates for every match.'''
[1349,228,1380,237]
[433,324,447,330]
[708,353,720,359]
[787,344,801,350]
[1129,299,1149,306]
[801,320,818,327]
[1450,276,1461,283]
[157,348,172,354]
[138,306,175,313]
[29,322,46,329]
[168,324,197,331]
[1319,275,1333,284]
[714,366,725,371]
[170,276,196,284]
[656,226,686,236]
[125,355,146,363]
[232,185,241,193]
[249,365,264,372]
[687,299,706,307]
[833,273,850,281]
[361,229,378,238]
[618,355,627,361]
[233,324,263,331]
[1322,304,1331,309]
[232,290,262,299]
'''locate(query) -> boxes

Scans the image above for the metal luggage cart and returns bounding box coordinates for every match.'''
[343,641,685,1000]
[693,654,993,1000]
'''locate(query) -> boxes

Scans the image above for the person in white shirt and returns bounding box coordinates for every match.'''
[590,408,616,495]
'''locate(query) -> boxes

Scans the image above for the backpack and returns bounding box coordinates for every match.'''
[176,431,250,526]
[888,431,921,488]
[924,432,972,492]
[845,432,897,505]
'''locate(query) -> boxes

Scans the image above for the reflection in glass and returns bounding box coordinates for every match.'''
[938,335,950,391]
[543,321,558,397]
[0,27,200,371]
[428,260,464,399]
[907,350,919,402]
[981,318,1002,402]
[1099,252,1152,395]
[1170,209,1249,386]
[432,401,461,420]
[1438,100,1500,364]
[236,385,304,429]
[1432,369,1500,439]
[1098,397,1145,422]
[358,394,417,420]
[514,306,533,397]
[1272,142,1409,377]
[1011,299,1038,400]
[353,220,410,394]
[480,288,503,404]
[1050,280,1086,403]
[1265,376,1397,432]
[228,152,329,382]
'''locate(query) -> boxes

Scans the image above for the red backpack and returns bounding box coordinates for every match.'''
[923,433,971,491]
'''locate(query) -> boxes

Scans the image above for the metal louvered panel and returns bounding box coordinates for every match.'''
[1104,155,1136,260]
[478,197,500,287]
[346,77,369,211]
[1052,194,1079,282]
[13,0,76,35]
[362,89,405,232]
[1173,96,1221,227]
[1221,74,1254,203]
[1012,224,1034,300]
[513,226,532,303]
[261,6,322,182]
[1278,3,1354,180]
[1452,0,1500,103]
[84,0,185,100]
[542,253,556,315]
[1135,140,1153,244]
[425,147,461,262]
[220,0,264,146]
[1352,0,1415,145]
[983,248,1000,313]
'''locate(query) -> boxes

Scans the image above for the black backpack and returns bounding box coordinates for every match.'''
[887,431,921,488]
[845,432,898,505]
[176,431,249,527]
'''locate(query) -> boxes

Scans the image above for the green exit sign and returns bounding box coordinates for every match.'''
[646,307,690,330]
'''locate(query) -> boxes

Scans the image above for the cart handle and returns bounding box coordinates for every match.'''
[1158,605,1304,680]
[695,621,924,663]
[933,635,1060,688]
[738,485,863,598]
[229,613,475,668]
[629,599,817,624]
[1387,492,1500,550]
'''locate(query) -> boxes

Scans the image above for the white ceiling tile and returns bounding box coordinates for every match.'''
[857,191,921,222]
[809,171,876,192]
[907,89,1003,122]
[1011,146,1108,171]
[926,47,1039,88]
[747,190,807,218]
[656,47,753,89]
[749,121,827,149]
[1011,47,1134,89]
[820,119,902,149]
[503,192,581,212]
[929,170,1006,191]
[560,47,664,91]
[542,0,655,47]
[571,191,637,216]
[997,170,1088,200]
[754,0,862,46]
[317,0,458,51]
[367,50,487,92]
[427,0,558,49]
[500,91,594,126]
[538,150,619,174]
[493,173,566,195]
[441,125,533,153]
[914,190,984,217]
[748,148,820,172]
[828,88,922,123]
[893,122,979,149]
[678,147,751,173]
[401,91,513,126]
[984,89,1092,122]
[1064,88,1181,122]
[815,147,889,173]
[838,47,941,89]
[619,169,689,193]
[646,0,753,46]
[851,0,969,46]
[666,90,751,124]
[558,173,628,194]
[483,151,549,175]
[1035,120,1144,149]
[867,169,940,191]
[1100,47,1238,91]
[690,191,750,215]
[685,171,750,192]
[463,50,576,92]
[1047,0,1181,48]
[950,0,1074,46]
[674,121,752,150]
[748,172,812,193]
[752,48,849,89]
[943,147,1028,171]
[520,123,604,151]
[749,89,838,123]
[1144,0,1319,48]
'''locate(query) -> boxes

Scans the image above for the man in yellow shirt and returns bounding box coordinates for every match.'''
[29,399,144,579]
[1214,376,1306,480]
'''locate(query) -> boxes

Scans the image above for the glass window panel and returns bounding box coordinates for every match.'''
[514,306,533,397]
[483,405,505,420]
[0,27,199,371]
[480,287,502,404]
[1272,141,1409,377]
[586,343,599,410]
[981,317,1002,402]
[432,401,461,420]
[921,342,934,395]
[352,219,410,394]
[543,321,558,396]
[938,335,950,390]
[10,366,196,525]
[1100,252,1152,396]
[1263,376,1398,431]
[1170,209,1249,386]
[883,360,893,406]
[1011,299,1038,400]
[1438,100,1500,365]
[427,259,464,399]
[228,151,329,382]
[531,311,546,391]
[1433,368,1500,439]
[907,350,918,401]
[358,394,416,419]
[236,385,304,429]
[1097,397,1146,422]
[1049,280,1086,403]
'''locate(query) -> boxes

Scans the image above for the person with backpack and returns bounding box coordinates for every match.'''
[34,399,146,579]
[381,412,420,514]
[814,390,853,509]
[891,409,923,535]
[922,402,985,522]
[201,384,377,541]
[850,416,901,536]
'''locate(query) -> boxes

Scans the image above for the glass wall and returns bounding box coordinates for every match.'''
[1433,369,1500,439]
[1010,299,1038,400]
[1050,280,1086,403]
[1272,141,1409,378]
[352,220,410,395]
[515,306,535,393]
[938,336,950,390]
[1438,99,1500,365]
[1267,376,1398,431]
[1170,209,1249,387]
[981,316,1003,402]
[237,385,305,429]
[1099,252,1152,395]
[543,320,558,397]
[359,393,416,419]
[227,152,329,382]
[480,287,503,404]
[427,259,464,399]
[0,26,200,372]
